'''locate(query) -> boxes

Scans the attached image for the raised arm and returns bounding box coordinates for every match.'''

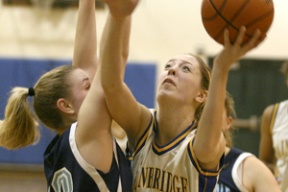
[194,27,261,169]
[73,0,98,78]
[100,0,151,148]
[72,0,114,172]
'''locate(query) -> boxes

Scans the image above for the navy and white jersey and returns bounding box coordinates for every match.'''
[44,122,132,192]
[270,100,288,191]
[216,147,252,192]
[128,111,224,192]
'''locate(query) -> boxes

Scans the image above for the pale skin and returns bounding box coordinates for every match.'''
[259,105,277,173]
[223,108,280,192]
[49,0,111,173]
[100,0,262,171]
[55,0,97,129]
[75,0,137,173]
[50,0,132,173]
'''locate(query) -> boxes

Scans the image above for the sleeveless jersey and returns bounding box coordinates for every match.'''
[44,122,132,192]
[271,100,288,191]
[216,148,252,192]
[128,111,224,192]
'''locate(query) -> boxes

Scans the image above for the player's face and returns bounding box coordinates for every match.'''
[67,68,91,116]
[157,54,203,105]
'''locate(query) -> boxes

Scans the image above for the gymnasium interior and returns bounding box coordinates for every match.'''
[0,0,287,191]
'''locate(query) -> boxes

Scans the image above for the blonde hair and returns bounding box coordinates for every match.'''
[223,92,237,147]
[188,53,211,122]
[0,88,39,149]
[0,65,73,149]
[33,65,73,129]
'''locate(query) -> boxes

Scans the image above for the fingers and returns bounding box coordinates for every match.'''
[224,26,261,48]
[223,29,230,47]
[223,26,246,47]
[234,26,247,46]
[244,29,261,49]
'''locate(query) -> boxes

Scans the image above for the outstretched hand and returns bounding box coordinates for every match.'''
[103,0,139,18]
[214,26,262,72]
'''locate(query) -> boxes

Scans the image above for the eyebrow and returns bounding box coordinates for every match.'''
[180,62,193,66]
[82,77,89,83]
[167,59,193,65]
[167,59,175,63]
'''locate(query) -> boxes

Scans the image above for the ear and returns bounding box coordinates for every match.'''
[57,98,75,115]
[195,90,208,103]
[225,116,233,130]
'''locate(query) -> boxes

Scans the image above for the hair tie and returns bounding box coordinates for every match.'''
[28,87,35,96]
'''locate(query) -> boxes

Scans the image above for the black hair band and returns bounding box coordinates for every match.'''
[28,87,35,96]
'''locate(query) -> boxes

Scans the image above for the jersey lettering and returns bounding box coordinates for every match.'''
[51,167,73,192]
[135,166,188,192]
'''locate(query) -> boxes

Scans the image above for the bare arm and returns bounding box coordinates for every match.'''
[72,0,98,78]
[243,156,280,191]
[100,0,151,149]
[194,27,261,170]
[74,0,113,173]
[259,105,276,173]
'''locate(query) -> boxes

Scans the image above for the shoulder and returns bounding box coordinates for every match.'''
[243,155,274,182]
[262,104,276,118]
[261,104,278,133]
[241,155,274,181]
[241,155,279,190]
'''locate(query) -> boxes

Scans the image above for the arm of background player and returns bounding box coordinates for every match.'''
[259,104,276,173]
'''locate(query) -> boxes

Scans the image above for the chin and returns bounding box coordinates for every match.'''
[157,90,177,103]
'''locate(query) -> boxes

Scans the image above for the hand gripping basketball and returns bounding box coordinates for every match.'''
[201,0,274,45]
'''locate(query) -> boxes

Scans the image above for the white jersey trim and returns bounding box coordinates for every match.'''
[231,152,252,192]
[69,123,110,192]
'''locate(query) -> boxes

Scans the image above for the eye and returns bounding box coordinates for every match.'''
[164,63,172,70]
[183,66,191,72]
[83,81,91,90]
[86,84,91,90]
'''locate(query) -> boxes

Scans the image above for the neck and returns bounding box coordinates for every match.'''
[225,147,231,155]
[155,106,194,145]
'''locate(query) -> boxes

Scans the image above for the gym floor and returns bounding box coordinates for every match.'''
[0,165,46,192]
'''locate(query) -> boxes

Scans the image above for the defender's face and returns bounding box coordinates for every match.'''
[68,68,91,115]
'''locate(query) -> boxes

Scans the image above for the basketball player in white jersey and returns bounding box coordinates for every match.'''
[259,61,288,192]
[100,0,263,190]
[216,92,280,192]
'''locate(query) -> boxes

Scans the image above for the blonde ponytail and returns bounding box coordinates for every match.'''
[0,87,39,149]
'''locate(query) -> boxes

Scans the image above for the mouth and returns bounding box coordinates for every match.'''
[162,78,175,86]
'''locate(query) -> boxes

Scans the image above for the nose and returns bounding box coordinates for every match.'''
[168,67,176,76]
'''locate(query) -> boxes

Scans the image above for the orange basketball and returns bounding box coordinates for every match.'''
[201,0,274,45]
